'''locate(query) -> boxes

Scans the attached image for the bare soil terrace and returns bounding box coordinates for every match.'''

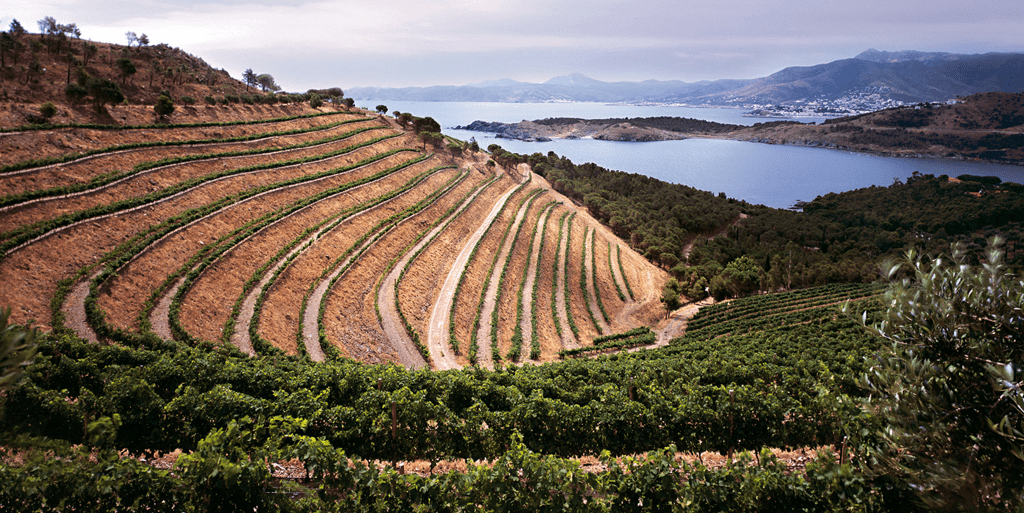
[0,113,367,196]
[98,149,419,335]
[320,163,485,366]
[180,150,434,345]
[256,156,450,356]
[0,124,389,234]
[398,163,514,362]
[0,103,669,369]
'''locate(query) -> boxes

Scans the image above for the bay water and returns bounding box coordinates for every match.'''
[362,100,1024,209]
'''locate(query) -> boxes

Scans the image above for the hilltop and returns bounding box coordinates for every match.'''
[0,30,347,128]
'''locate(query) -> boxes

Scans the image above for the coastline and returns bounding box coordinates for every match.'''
[453,118,1024,169]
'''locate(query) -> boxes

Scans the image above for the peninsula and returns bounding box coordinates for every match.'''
[456,92,1024,164]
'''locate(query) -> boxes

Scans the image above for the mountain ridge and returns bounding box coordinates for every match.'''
[349,50,1024,107]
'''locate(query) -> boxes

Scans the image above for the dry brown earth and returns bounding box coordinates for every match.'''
[0,104,340,163]
[178,150,432,344]
[492,192,550,361]
[448,185,530,363]
[0,113,366,196]
[256,156,448,355]
[399,164,512,365]
[320,164,483,365]
[95,142,417,333]
[0,125,390,236]
[534,205,569,358]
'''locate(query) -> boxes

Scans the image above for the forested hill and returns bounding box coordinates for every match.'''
[515,149,1023,302]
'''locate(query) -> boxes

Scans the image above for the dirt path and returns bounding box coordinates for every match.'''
[63,273,100,343]
[554,212,577,349]
[475,188,536,369]
[609,243,634,303]
[150,275,185,343]
[653,300,704,346]
[583,227,611,334]
[298,168,451,362]
[516,203,556,361]
[378,172,494,370]
[426,172,518,371]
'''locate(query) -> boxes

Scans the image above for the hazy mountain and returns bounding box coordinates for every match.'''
[347,51,1024,106]
[348,73,757,103]
[693,52,1024,105]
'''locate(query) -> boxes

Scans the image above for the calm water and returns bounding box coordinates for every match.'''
[363,101,1024,209]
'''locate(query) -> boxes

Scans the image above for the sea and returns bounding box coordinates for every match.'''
[358,100,1024,209]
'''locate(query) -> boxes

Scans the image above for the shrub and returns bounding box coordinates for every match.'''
[855,238,1024,510]
[180,95,195,105]
[204,95,216,105]
[154,94,175,117]
[309,94,323,109]
[39,101,57,120]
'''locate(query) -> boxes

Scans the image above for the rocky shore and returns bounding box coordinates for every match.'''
[454,119,689,142]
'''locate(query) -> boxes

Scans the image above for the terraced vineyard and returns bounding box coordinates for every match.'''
[667,282,888,392]
[0,106,667,369]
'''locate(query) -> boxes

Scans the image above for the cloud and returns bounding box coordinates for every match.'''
[5,0,1023,88]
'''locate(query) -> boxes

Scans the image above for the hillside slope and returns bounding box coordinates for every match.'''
[0,103,666,370]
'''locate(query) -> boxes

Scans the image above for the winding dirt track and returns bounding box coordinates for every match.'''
[64,271,100,343]
[583,227,611,334]
[609,243,634,303]
[474,188,537,369]
[516,202,557,361]
[378,170,498,370]
[297,162,455,361]
[553,212,578,349]
[426,173,520,371]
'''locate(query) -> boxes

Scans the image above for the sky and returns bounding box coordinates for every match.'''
[5,1,1024,91]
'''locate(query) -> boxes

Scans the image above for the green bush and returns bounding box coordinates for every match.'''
[38,102,57,120]
[153,94,175,117]
[855,238,1024,510]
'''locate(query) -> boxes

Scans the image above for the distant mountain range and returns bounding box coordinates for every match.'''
[348,50,1024,107]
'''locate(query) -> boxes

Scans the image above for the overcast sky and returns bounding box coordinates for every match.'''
[5,1,1024,91]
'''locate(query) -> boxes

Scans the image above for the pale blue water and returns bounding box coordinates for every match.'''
[364,101,1024,209]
